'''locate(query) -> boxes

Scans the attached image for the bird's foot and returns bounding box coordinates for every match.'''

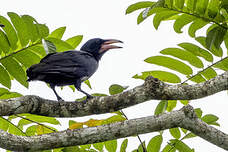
[80,95,93,104]
[57,97,64,102]
[86,94,93,99]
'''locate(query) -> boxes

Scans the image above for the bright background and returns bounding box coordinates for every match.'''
[1,0,228,151]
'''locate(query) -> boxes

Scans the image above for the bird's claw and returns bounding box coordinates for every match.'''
[57,97,64,102]
[80,95,93,104]
[87,95,93,99]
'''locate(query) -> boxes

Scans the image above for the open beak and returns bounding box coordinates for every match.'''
[99,39,123,53]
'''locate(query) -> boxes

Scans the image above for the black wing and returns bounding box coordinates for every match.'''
[27,51,98,84]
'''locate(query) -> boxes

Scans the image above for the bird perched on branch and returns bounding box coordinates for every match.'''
[26,38,123,101]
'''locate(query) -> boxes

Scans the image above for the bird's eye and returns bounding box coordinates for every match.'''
[96,39,101,44]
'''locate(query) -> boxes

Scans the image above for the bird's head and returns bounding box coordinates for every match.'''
[80,38,123,60]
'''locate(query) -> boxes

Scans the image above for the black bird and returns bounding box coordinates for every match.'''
[26,38,123,101]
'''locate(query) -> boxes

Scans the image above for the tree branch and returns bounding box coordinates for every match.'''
[0,71,227,117]
[0,105,228,151]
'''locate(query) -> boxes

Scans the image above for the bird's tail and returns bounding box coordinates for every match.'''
[26,64,37,81]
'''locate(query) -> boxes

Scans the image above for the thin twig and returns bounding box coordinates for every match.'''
[1,116,27,136]
[120,110,147,152]
[181,56,228,84]
[0,42,41,62]
[15,114,57,132]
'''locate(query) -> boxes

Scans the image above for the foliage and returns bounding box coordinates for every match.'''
[0,12,85,151]
[0,0,227,151]
[125,0,227,151]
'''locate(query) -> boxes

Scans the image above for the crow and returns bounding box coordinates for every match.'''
[26,38,123,101]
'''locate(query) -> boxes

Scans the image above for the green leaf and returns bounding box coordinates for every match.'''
[0,29,10,54]
[167,100,177,112]
[221,8,228,21]
[195,36,223,57]
[13,48,41,68]
[109,84,128,95]
[126,1,155,14]
[84,79,92,89]
[0,91,22,99]
[186,0,197,12]
[8,121,26,136]
[105,140,117,152]
[201,114,218,124]
[194,108,202,118]
[21,15,40,43]
[201,68,217,80]
[145,56,193,75]
[1,57,28,88]
[120,139,128,152]
[195,0,209,15]
[169,139,194,152]
[188,19,208,37]
[66,35,83,49]
[160,48,204,68]
[7,12,29,47]
[36,24,49,38]
[182,133,196,140]
[30,45,47,57]
[68,120,76,127]
[49,27,66,39]
[178,42,213,62]
[154,100,168,115]
[21,114,60,125]
[137,11,146,24]
[181,128,188,134]
[207,0,219,18]
[0,87,8,96]
[138,141,146,152]
[46,37,74,52]
[93,142,104,152]
[0,64,11,88]
[80,144,91,150]
[0,15,18,50]
[174,0,184,10]
[206,26,226,52]
[153,11,179,29]
[62,146,81,152]
[92,93,108,97]
[224,33,228,54]
[213,57,228,71]
[133,70,181,83]
[26,125,37,136]
[209,121,220,126]
[0,117,9,131]
[147,135,163,152]
[169,128,181,139]
[187,74,206,83]
[165,0,174,8]
[180,100,189,105]
[18,118,32,130]
[162,144,176,152]
[102,115,126,125]
[173,14,196,33]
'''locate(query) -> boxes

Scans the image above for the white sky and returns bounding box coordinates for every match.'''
[1,0,228,152]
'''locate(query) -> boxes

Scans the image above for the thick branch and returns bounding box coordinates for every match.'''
[1,105,228,151]
[0,71,227,117]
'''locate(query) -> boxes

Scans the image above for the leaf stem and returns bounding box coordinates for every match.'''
[15,114,56,132]
[120,110,147,152]
[1,116,27,136]
[181,56,228,84]
[0,41,41,62]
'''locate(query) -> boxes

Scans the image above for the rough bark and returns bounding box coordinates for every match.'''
[0,71,227,118]
[0,105,228,151]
